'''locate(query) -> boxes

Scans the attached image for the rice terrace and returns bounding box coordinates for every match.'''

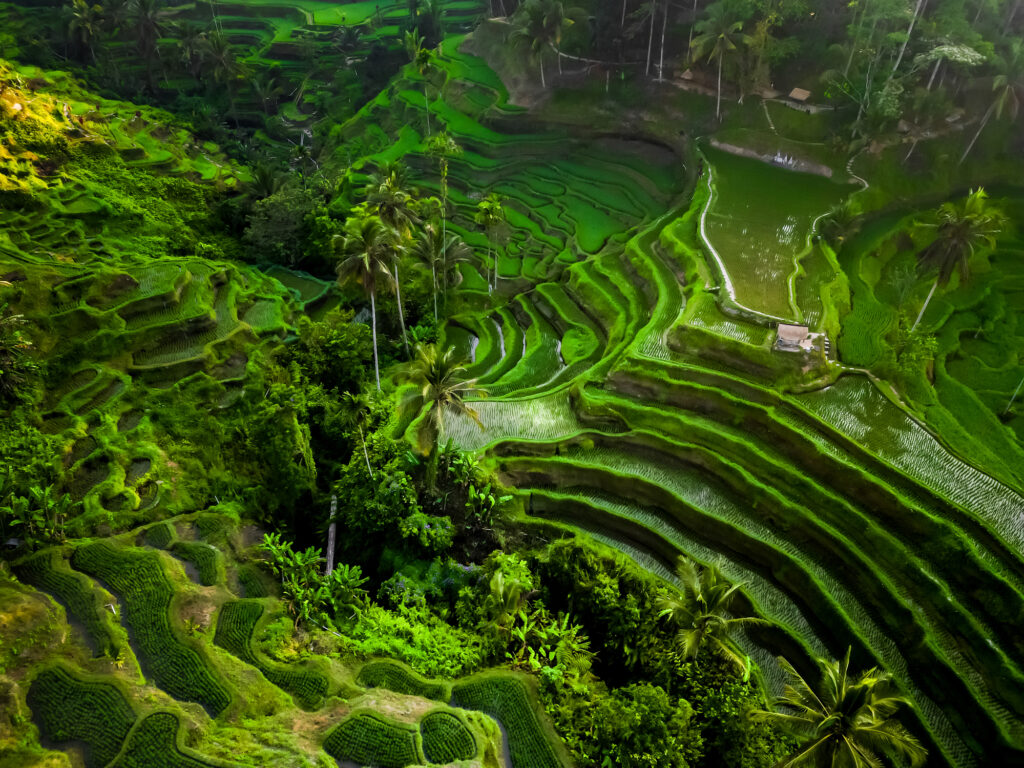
[2,1,1024,767]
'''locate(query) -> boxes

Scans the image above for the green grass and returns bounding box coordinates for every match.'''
[26,665,136,768]
[356,659,450,701]
[452,673,564,768]
[322,711,422,768]
[214,600,328,710]
[71,542,231,715]
[420,710,477,763]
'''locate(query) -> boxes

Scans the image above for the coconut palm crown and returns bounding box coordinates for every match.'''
[753,648,928,768]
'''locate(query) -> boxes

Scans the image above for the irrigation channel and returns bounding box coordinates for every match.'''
[437,88,1024,767]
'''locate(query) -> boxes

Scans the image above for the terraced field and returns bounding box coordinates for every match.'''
[397,40,1024,768]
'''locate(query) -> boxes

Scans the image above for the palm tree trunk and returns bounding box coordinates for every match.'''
[394,265,410,358]
[359,425,374,478]
[657,0,668,81]
[325,494,337,575]
[926,56,941,90]
[911,277,938,331]
[1005,0,1021,34]
[646,0,656,75]
[622,0,627,27]
[486,242,492,294]
[844,0,864,78]
[716,54,723,120]
[431,262,438,321]
[891,0,927,77]
[959,101,995,164]
[539,55,546,88]
[423,83,431,135]
[688,0,698,52]
[370,290,381,390]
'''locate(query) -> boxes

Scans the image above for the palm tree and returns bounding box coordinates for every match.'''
[404,29,435,136]
[68,0,104,63]
[130,0,166,87]
[334,214,399,390]
[399,343,483,485]
[425,131,461,245]
[509,0,576,87]
[176,23,206,80]
[202,30,246,124]
[752,648,927,768]
[911,188,1006,330]
[690,2,749,121]
[474,193,507,293]
[413,220,472,319]
[656,556,768,676]
[960,40,1023,164]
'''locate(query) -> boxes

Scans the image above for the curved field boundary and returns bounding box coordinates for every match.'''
[213,600,328,710]
[71,542,232,716]
[109,711,234,768]
[26,664,137,768]
[322,710,423,768]
[356,659,450,701]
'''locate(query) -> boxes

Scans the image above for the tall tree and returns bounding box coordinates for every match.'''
[334,214,400,390]
[911,188,1006,330]
[67,0,104,63]
[690,2,749,120]
[474,193,507,293]
[656,556,767,676]
[425,131,461,246]
[404,29,435,136]
[412,221,471,320]
[509,0,577,86]
[960,40,1024,163]
[130,0,166,87]
[399,343,482,485]
[753,648,927,768]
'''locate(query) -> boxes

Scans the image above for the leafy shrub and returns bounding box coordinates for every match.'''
[71,542,231,715]
[356,659,449,701]
[14,550,118,657]
[26,665,136,768]
[143,522,175,549]
[214,600,328,710]
[110,712,218,768]
[452,674,563,768]
[170,541,222,586]
[420,711,477,763]
[322,711,422,768]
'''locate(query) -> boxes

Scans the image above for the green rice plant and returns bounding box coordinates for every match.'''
[356,659,450,701]
[109,712,218,768]
[237,564,272,598]
[71,542,231,716]
[322,711,422,768]
[420,710,477,763]
[26,665,136,768]
[14,550,118,657]
[170,541,222,587]
[452,673,563,768]
[143,522,175,549]
[214,600,328,710]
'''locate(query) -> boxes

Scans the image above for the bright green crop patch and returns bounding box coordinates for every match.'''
[452,674,563,768]
[71,542,231,715]
[170,541,222,586]
[322,711,422,768]
[110,712,219,768]
[420,711,477,763]
[143,522,175,549]
[14,550,119,657]
[214,600,328,710]
[356,659,450,701]
[26,665,136,768]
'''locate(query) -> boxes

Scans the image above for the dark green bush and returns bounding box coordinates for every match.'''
[356,659,449,701]
[452,674,563,768]
[322,711,421,768]
[26,665,136,768]
[14,550,118,657]
[170,541,222,586]
[71,542,231,715]
[237,564,272,598]
[109,712,218,768]
[420,711,477,763]
[213,600,328,710]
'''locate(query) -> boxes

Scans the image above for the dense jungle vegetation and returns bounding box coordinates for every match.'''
[1,0,1023,767]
